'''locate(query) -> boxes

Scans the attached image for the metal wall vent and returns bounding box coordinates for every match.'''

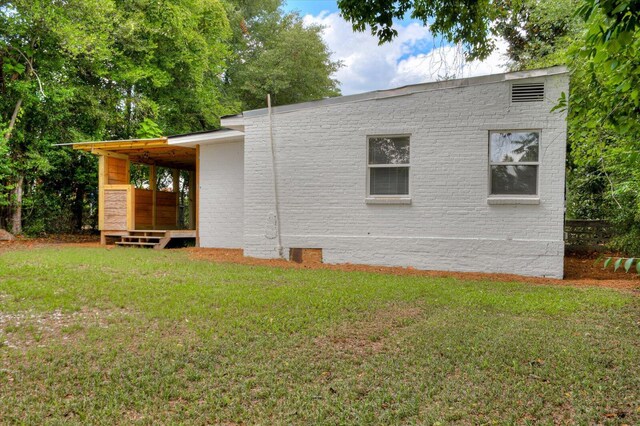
[511,83,545,103]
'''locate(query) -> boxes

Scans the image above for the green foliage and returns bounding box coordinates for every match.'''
[337,0,500,60]
[136,118,163,139]
[495,0,583,70]
[493,0,640,255]
[569,0,640,254]
[602,256,640,274]
[1,0,341,234]
[226,9,341,109]
[0,0,236,233]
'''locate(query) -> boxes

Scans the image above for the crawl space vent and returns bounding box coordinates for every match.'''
[511,83,545,103]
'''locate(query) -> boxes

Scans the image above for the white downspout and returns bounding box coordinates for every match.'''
[267,94,284,258]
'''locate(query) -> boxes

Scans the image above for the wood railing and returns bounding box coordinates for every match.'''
[99,184,179,231]
[100,184,135,231]
[565,219,613,252]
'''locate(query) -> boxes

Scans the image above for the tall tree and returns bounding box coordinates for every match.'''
[494,0,582,69]
[229,11,341,110]
[224,1,341,110]
[2,0,342,235]
[109,0,233,136]
[493,0,640,253]
[569,0,640,252]
[337,0,501,60]
[0,0,233,234]
[0,0,113,234]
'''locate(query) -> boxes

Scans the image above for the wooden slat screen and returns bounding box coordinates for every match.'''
[565,220,613,252]
[134,189,153,229]
[107,157,128,184]
[103,189,128,230]
[156,191,178,228]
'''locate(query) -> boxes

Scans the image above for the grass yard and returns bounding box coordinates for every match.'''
[1,247,639,424]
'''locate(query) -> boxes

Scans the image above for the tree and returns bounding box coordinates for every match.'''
[569,0,640,252]
[337,0,501,60]
[0,0,233,234]
[225,3,341,110]
[494,0,582,69]
[0,0,113,234]
[230,12,341,109]
[493,0,640,253]
[2,0,342,235]
[108,0,233,136]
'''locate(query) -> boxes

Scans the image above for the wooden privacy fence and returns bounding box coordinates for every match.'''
[564,219,613,252]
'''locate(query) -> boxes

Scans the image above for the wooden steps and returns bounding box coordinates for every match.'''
[115,241,158,247]
[114,230,169,249]
[111,230,195,249]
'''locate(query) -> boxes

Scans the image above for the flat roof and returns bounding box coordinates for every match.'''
[244,65,568,117]
[67,137,196,170]
[56,137,168,147]
[168,128,244,147]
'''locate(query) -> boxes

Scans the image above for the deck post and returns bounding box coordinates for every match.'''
[150,164,157,230]
[173,168,180,228]
[98,155,106,232]
[188,170,196,230]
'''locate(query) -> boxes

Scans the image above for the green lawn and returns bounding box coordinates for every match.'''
[1,248,639,424]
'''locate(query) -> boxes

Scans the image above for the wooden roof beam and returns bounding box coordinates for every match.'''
[73,138,169,152]
[91,148,130,159]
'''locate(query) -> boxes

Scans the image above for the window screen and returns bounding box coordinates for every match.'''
[489,131,539,196]
[368,136,410,196]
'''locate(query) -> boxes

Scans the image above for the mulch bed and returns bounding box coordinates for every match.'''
[0,237,637,292]
[188,248,640,292]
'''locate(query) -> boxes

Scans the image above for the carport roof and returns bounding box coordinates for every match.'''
[64,137,197,170]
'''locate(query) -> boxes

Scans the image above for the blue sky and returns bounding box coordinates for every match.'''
[284,0,339,17]
[282,1,507,95]
[284,0,421,25]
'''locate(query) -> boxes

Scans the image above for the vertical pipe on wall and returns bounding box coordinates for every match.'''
[267,94,284,258]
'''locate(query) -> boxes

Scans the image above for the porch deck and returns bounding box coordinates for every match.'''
[70,137,199,249]
[104,229,197,249]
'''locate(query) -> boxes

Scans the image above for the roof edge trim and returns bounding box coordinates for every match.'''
[56,137,168,148]
[244,66,568,118]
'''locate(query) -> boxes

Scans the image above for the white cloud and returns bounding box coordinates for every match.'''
[303,12,508,95]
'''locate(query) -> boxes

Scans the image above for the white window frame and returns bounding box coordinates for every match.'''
[366,134,411,200]
[488,129,541,200]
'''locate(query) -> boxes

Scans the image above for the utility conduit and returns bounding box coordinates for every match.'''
[267,94,284,258]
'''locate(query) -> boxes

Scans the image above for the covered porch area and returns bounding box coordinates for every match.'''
[73,137,198,248]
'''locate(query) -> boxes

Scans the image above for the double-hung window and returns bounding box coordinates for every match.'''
[367,135,410,197]
[489,131,539,196]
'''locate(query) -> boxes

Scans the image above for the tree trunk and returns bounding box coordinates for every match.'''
[4,98,23,141]
[11,174,23,235]
[126,86,133,137]
[73,185,85,232]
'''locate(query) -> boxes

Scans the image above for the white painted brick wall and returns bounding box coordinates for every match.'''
[199,141,244,248]
[242,73,569,278]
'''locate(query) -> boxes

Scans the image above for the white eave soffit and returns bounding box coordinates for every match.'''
[168,129,245,147]
[220,115,244,131]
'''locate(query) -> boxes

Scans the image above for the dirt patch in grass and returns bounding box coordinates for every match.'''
[315,303,423,358]
[188,248,640,292]
[0,235,101,254]
[0,308,129,350]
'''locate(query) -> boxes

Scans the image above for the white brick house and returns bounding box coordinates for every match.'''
[169,66,569,278]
